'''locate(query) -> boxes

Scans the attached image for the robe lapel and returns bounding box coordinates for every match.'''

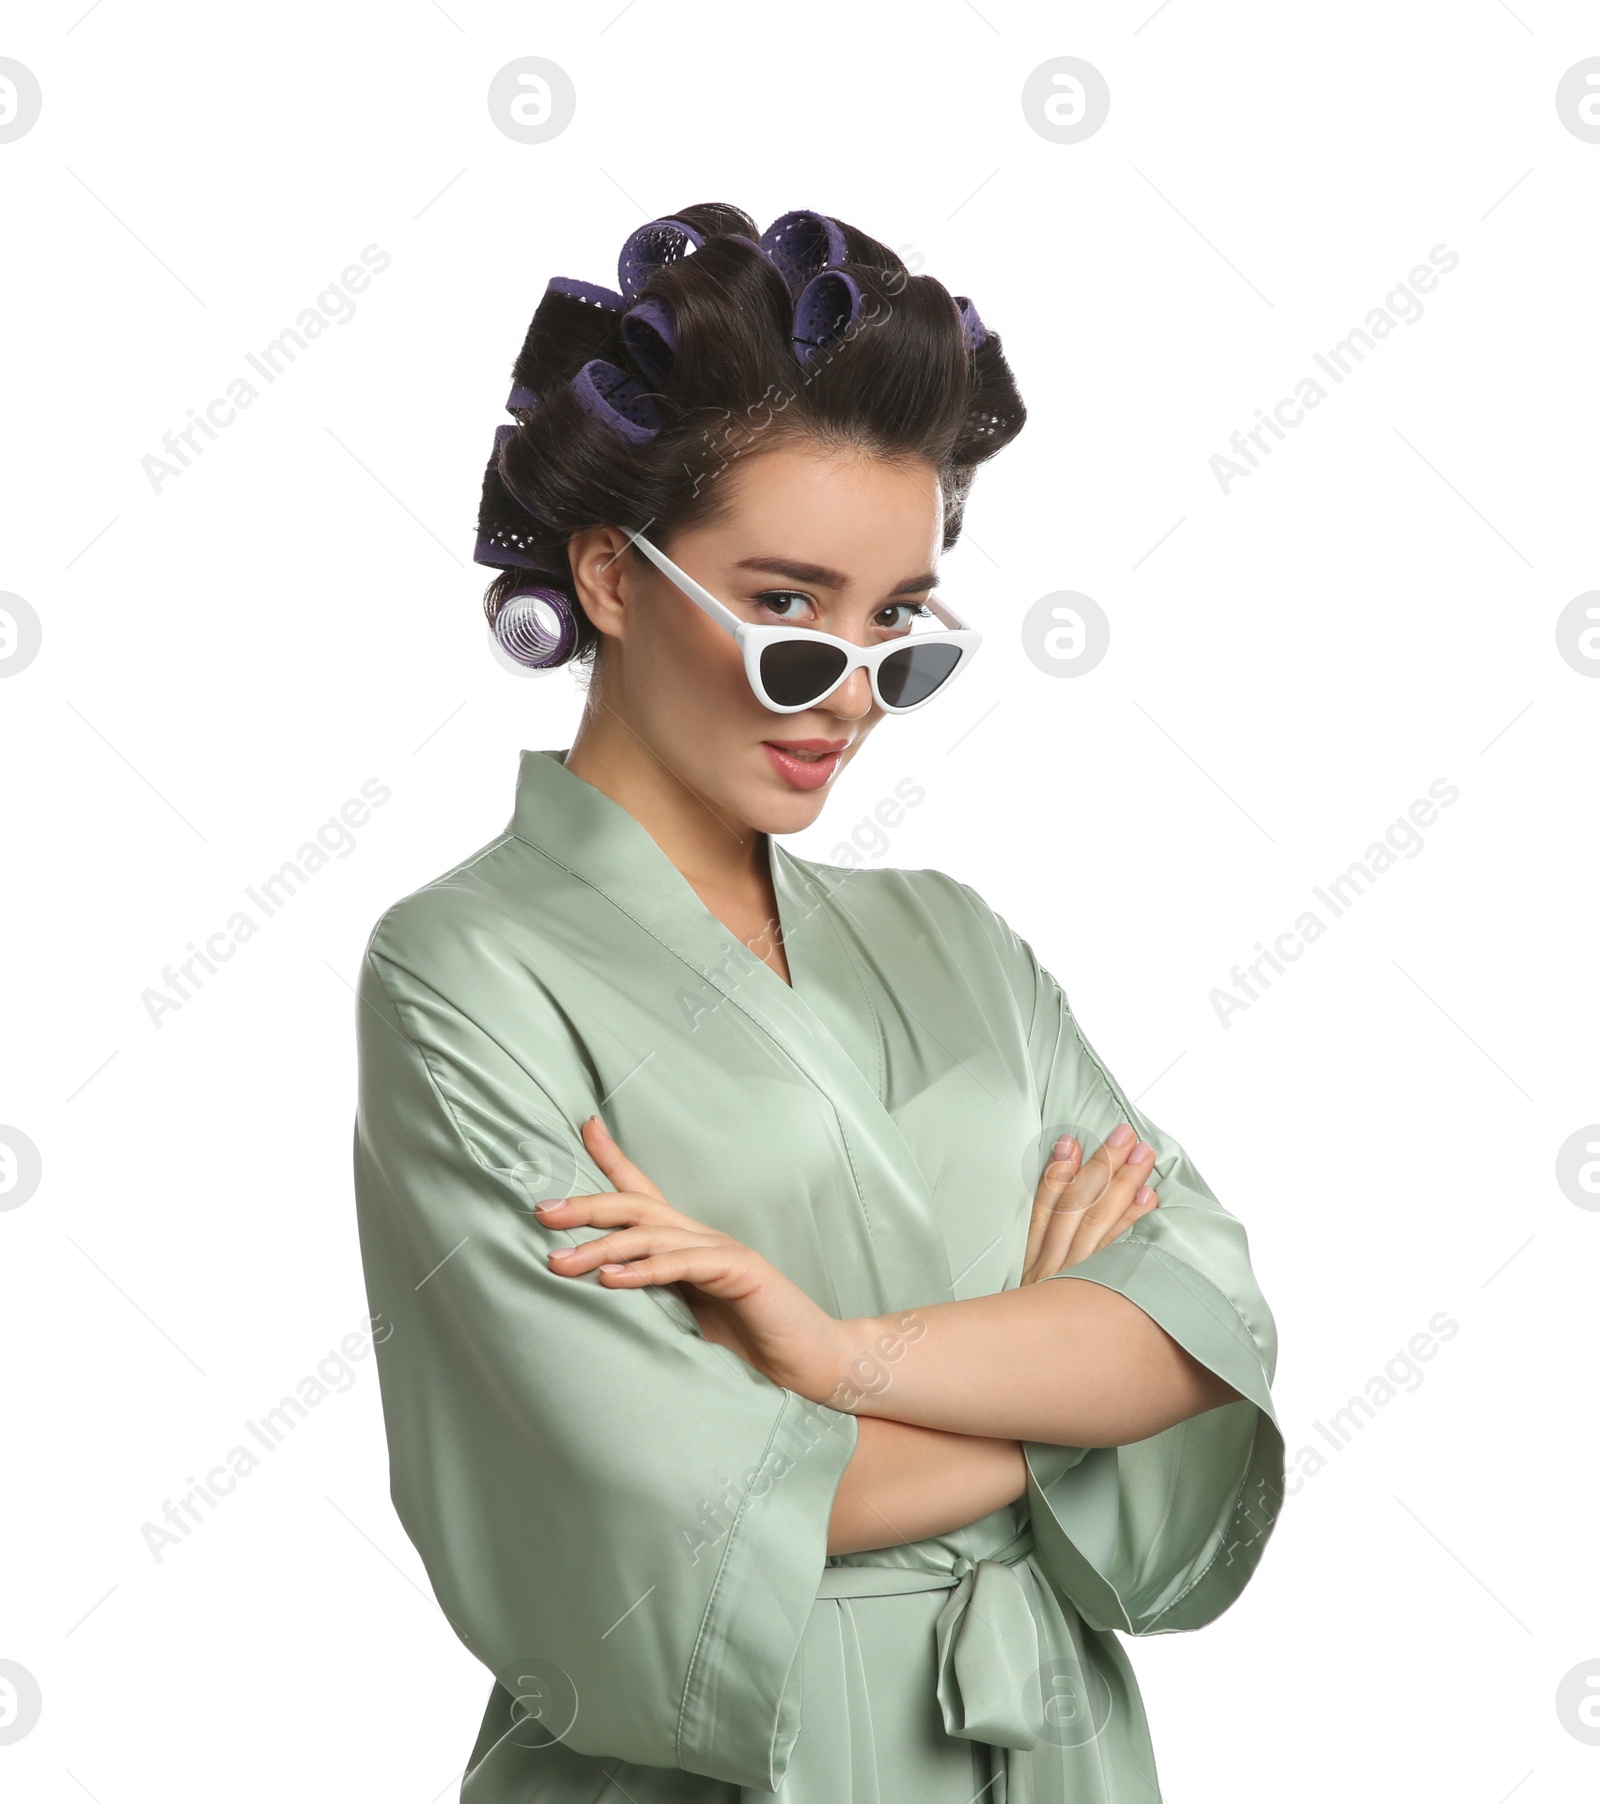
[507,749,959,1316]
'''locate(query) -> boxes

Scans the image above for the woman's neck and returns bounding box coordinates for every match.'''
[563,703,769,902]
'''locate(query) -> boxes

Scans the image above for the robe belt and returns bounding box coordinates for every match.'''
[816,1526,1042,1751]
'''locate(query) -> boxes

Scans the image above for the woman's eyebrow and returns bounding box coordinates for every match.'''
[732,555,939,595]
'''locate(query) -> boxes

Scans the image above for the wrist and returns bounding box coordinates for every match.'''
[818,1309,929,1416]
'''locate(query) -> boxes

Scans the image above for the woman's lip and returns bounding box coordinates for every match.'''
[762,742,844,790]
[763,738,850,753]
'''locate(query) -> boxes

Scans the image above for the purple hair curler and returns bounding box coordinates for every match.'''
[489,583,578,673]
[571,358,662,442]
[953,294,988,354]
[490,421,563,530]
[760,209,848,296]
[619,297,676,385]
[476,391,560,570]
[791,268,864,367]
[617,217,706,300]
[547,275,627,313]
[474,533,546,571]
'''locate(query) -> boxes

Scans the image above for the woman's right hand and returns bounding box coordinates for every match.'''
[538,1115,866,1406]
[1019,1123,1159,1285]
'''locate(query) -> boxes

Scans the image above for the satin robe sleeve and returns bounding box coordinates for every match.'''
[351,925,860,1790]
[952,879,1286,1638]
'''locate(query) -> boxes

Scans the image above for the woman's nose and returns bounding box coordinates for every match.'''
[823,666,876,720]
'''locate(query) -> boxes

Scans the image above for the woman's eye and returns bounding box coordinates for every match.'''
[754,590,813,623]
[875,600,932,633]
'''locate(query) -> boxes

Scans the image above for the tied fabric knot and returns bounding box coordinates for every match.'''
[933,1552,1042,1751]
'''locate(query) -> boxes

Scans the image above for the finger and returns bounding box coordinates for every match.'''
[1022,1136,1081,1281]
[1023,1184,1100,1282]
[1074,1130,1154,1217]
[548,1225,714,1275]
[535,1188,682,1229]
[581,1113,669,1203]
[592,1244,755,1292]
[1023,1139,1081,1269]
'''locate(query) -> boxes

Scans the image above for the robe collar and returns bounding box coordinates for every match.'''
[505,745,862,1001]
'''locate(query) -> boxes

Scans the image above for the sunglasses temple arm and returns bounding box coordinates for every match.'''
[924,594,973,632]
[623,528,746,642]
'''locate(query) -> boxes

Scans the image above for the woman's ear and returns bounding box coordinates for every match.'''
[567,526,635,644]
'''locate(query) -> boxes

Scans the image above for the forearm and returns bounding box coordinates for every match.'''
[832,1282,1241,1447]
[827,1415,1028,1556]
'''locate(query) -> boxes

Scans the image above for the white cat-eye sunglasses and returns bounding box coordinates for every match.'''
[623,527,982,715]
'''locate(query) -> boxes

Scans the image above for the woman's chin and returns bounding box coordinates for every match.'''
[740,752,843,833]
[747,784,833,837]
[684,737,858,837]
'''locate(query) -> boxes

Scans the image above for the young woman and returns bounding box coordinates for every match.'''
[352,203,1284,1804]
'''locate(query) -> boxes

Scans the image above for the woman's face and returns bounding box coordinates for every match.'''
[577,441,947,836]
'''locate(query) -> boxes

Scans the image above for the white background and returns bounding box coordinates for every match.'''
[2,3,1595,1799]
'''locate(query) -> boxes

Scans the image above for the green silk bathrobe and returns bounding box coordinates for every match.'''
[352,748,1284,1804]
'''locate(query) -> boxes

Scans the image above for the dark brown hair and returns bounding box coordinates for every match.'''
[476,201,1028,667]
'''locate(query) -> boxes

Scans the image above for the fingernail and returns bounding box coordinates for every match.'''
[1108,1123,1134,1148]
[1130,1141,1153,1164]
[588,1114,609,1135]
[1053,1135,1078,1160]
[599,1262,627,1272]
[1135,1186,1156,1208]
[534,1199,563,1213]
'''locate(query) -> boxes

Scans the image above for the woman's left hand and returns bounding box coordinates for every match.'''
[536,1115,864,1406]
[1019,1125,1160,1285]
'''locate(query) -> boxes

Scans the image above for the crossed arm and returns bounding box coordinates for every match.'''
[540,1115,1242,1557]
[827,1282,1238,1553]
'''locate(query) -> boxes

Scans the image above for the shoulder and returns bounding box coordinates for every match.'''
[360,829,550,1003]
[814,853,1005,926]
[780,850,1020,967]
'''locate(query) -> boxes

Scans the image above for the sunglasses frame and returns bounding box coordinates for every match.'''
[622,527,982,715]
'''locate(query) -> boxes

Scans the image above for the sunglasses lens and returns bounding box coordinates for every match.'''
[759,638,851,708]
[878,642,964,709]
